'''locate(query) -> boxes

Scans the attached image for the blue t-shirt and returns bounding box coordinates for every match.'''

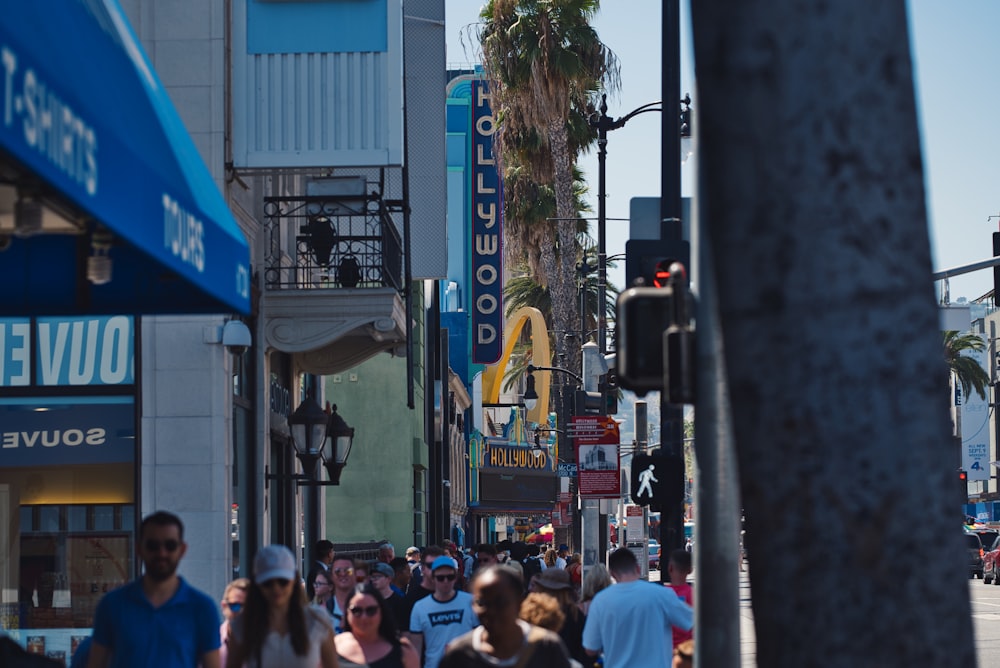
[91,577,221,668]
[582,579,693,668]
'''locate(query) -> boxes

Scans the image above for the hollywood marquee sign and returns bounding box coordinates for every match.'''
[470,79,502,363]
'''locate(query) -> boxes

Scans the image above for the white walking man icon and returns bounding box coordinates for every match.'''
[637,463,658,498]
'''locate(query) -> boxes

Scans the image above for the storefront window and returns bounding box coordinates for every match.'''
[0,316,136,661]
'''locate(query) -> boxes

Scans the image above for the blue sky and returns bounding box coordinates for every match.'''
[445,0,1000,303]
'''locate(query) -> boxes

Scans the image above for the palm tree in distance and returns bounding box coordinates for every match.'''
[479,0,619,375]
[943,330,990,402]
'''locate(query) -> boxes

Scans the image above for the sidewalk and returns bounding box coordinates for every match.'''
[649,566,757,666]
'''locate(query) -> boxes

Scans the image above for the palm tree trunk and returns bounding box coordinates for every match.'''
[691,0,975,664]
[548,120,581,374]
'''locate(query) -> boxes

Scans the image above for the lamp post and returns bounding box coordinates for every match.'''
[525,364,581,551]
[590,95,664,356]
[288,396,327,568]
[284,395,355,568]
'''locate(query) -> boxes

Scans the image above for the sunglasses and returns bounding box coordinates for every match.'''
[348,605,380,617]
[314,580,331,588]
[144,539,180,553]
[434,574,456,582]
[225,602,243,613]
[422,562,436,569]
[333,567,354,576]
[261,578,291,588]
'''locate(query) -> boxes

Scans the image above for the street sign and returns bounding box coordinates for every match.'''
[570,415,620,444]
[558,463,578,478]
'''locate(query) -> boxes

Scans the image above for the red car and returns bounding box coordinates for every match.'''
[982,533,1000,584]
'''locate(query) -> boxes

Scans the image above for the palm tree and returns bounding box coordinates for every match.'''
[943,330,990,402]
[479,0,619,373]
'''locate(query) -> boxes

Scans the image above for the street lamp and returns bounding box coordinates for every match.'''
[523,372,539,411]
[285,396,355,486]
[323,405,355,485]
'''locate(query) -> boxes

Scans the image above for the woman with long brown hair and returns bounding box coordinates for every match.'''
[226,545,339,668]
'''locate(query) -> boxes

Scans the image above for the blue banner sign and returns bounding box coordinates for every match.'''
[0,316,134,386]
[470,80,503,363]
[0,398,134,467]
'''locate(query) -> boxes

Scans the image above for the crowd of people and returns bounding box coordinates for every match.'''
[54,511,694,668]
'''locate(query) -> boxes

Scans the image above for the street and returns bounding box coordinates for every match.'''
[651,569,1000,665]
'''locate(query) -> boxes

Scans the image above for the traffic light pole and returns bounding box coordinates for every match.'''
[659,0,686,567]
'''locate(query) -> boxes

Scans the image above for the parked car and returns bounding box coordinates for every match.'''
[975,530,999,555]
[649,540,661,570]
[983,535,1000,584]
[967,531,985,579]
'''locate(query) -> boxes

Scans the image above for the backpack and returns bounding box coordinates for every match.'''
[520,556,542,586]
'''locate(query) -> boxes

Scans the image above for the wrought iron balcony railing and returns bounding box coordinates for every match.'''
[263,192,403,291]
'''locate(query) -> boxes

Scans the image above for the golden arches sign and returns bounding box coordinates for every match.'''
[481,306,551,425]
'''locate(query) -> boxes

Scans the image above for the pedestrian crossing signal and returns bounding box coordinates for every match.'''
[630,452,685,508]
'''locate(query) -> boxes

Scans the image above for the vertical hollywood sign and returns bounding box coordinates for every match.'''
[471,80,503,364]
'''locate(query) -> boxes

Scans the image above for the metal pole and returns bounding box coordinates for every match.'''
[597,94,609,356]
[693,202,742,667]
[636,401,650,574]
[659,0,686,573]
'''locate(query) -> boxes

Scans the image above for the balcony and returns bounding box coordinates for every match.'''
[261,183,407,374]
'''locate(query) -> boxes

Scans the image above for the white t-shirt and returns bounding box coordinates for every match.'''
[409,590,478,668]
[232,605,333,668]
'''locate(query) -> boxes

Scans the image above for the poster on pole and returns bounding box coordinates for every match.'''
[572,416,620,498]
[626,505,644,542]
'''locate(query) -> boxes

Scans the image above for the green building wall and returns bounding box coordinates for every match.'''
[323,287,427,549]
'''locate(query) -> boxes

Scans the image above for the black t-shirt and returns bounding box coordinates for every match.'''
[403,584,433,621]
[384,591,410,632]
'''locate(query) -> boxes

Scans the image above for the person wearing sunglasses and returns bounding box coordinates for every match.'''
[310,572,335,617]
[225,545,338,668]
[88,510,222,668]
[334,583,419,668]
[406,556,477,668]
[369,562,408,631]
[219,578,250,666]
[328,555,358,633]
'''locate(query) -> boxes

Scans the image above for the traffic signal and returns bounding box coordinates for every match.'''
[630,452,685,508]
[616,286,671,394]
[617,258,694,398]
[960,469,969,503]
[624,238,690,288]
[600,365,619,415]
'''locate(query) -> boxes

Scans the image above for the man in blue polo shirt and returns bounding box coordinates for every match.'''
[87,510,221,668]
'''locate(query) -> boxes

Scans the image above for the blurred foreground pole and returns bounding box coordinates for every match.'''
[690,0,975,665]
[693,213,741,667]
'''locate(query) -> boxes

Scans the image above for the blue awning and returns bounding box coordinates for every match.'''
[0,0,250,315]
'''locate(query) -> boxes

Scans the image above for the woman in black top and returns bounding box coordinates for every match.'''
[334,583,419,668]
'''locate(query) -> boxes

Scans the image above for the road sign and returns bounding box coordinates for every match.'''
[570,415,620,445]
[558,463,578,478]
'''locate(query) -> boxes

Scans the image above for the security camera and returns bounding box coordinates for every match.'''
[222,320,252,355]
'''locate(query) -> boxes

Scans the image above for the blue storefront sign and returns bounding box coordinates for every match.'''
[0,397,134,467]
[470,80,503,363]
[0,0,250,314]
[1,316,134,386]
